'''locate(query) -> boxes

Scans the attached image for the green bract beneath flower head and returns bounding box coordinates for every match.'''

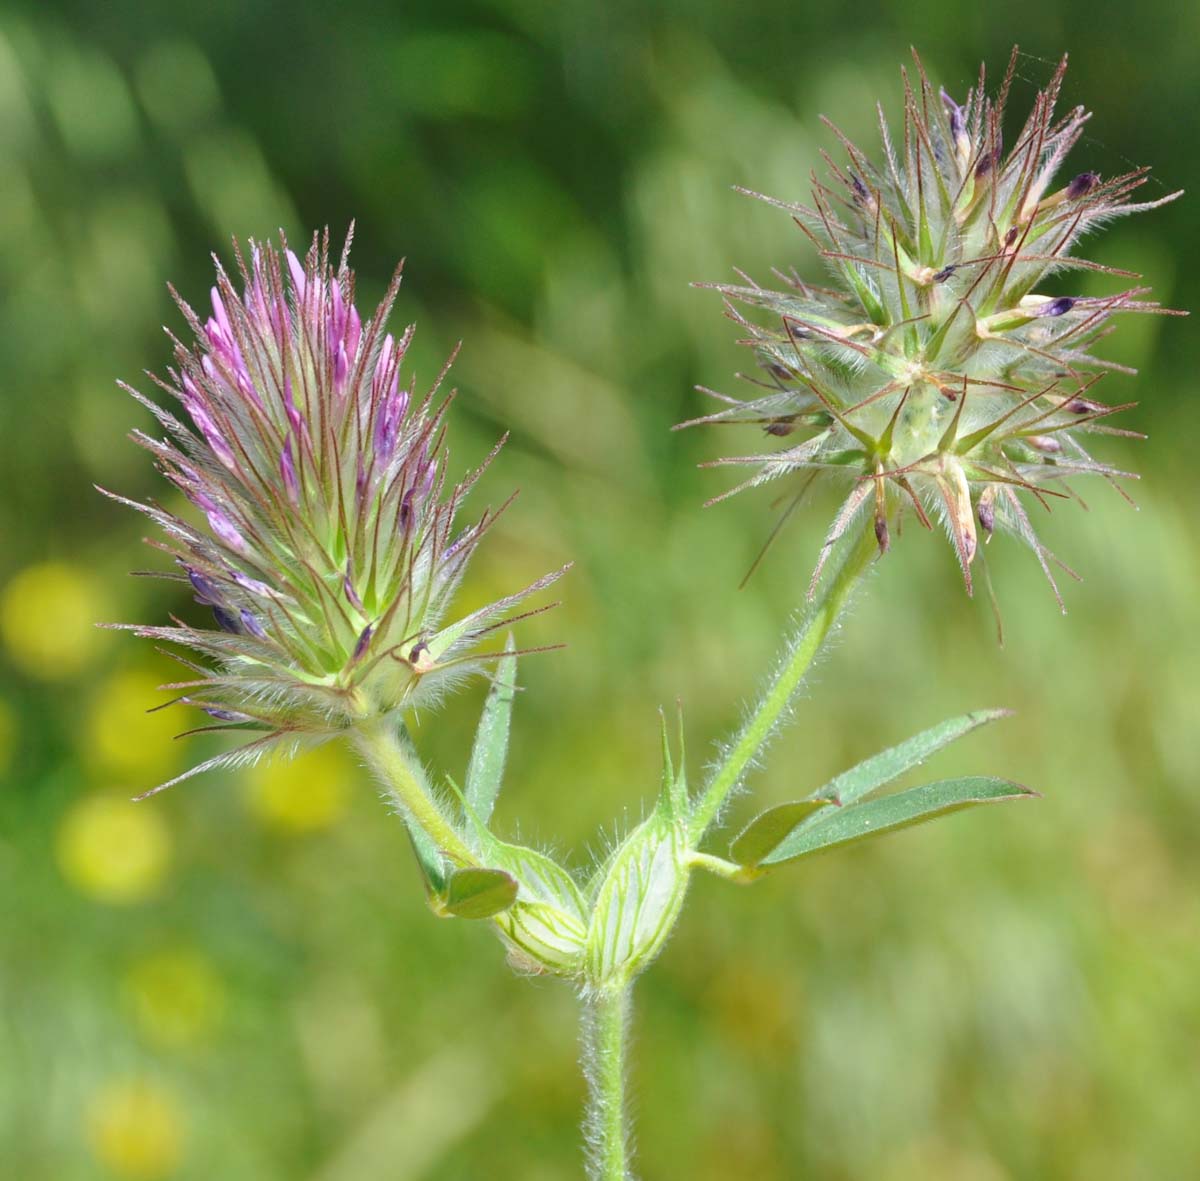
[691,50,1183,602]
[108,229,566,794]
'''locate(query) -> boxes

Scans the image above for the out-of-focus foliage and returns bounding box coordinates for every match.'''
[1,2,1196,1178]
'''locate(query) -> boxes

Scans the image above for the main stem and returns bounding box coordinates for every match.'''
[688,523,878,842]
[583,983,633,1181]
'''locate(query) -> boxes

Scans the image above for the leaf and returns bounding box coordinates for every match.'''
[729,799,836,867]
[761,776,1038,865]
[812,708,1012,809]
[464,637,517,827]
[407,825,448,896]
[440,867,519,919]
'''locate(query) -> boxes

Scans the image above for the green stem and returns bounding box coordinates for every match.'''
[689,523,877,843]
[582,984,633,1181]
[353,713,476,866]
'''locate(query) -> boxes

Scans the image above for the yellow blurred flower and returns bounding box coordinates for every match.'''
[84,668,182,783]
[246,741,354,834]
[57,794,171,904]
[86,1077,185,1180]
[124,947,226,1049]
[0,560,109,679]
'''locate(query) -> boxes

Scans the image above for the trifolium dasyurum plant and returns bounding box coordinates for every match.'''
[104,50,1180,1180]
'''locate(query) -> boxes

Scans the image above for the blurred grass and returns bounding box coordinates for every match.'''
[1,2,1197,1178]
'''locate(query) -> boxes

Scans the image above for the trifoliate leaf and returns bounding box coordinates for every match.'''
[760,776,1038,865]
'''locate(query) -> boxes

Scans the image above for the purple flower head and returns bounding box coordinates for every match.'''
[109,228,568,795]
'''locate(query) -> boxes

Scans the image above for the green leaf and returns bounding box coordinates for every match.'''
[464,637,517,827]
[761,776,1038,865]
[813,708,1012,810]
[729,799,836,868]
[440,867,519,919]
[407,825,448,896]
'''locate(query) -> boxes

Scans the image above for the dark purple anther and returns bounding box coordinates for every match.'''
[352,624,374,663]
[975,130,1002,178]
[188,568,221,605]
[850,174,869,204]
[874,513,890,554]
[1066,171,1099,199]
[933,265,957,283]
[1042,297,1076,317]
[239,608,267,639]
[399,487,415,532]
[343,569,365,613]
[978,498,995,536]
[212,605,240,634]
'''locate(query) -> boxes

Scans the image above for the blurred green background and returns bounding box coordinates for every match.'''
[1,2,1197,1178]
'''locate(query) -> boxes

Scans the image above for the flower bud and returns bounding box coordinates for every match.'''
[1066,171,1100,199]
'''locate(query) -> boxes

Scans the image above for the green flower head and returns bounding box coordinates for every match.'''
[691,50,1183,603]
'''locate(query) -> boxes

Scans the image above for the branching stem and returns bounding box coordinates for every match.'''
[688,523,878,843]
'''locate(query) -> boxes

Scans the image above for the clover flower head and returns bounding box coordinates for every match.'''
[109,228,565,793]
[690,50,1183,604]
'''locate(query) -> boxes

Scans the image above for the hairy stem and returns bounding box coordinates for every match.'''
[353,713,476,866]
[689,522,877,842]
[582,983,634,1181]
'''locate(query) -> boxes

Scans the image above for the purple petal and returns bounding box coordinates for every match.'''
[187,568,221,605]
[239,608,268,640]
[280,438,299,503]
[206,507,248,554]
[286,249,307,299]
[334,340,349,391]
